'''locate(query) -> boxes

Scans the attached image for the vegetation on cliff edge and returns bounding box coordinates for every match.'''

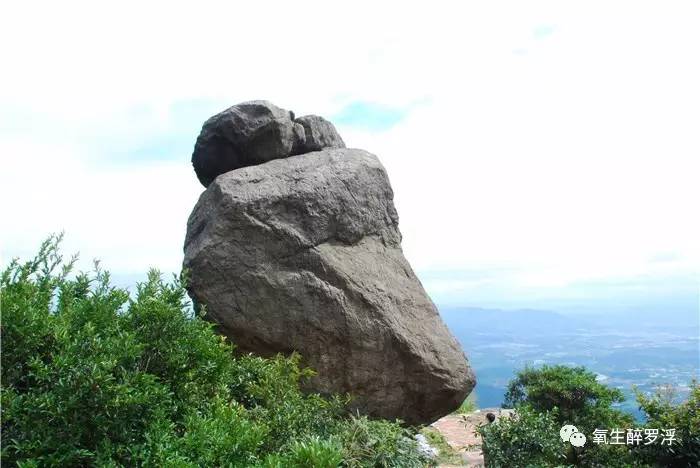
[1,235,430,467]
[479,364,698,467]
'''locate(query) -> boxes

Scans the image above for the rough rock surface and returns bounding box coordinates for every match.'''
[191,101,297,187]
[184,148,475,425]
[293,115,345,153]
[191,100,345,187]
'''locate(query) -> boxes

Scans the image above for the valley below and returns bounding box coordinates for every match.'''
[441,307,699,420]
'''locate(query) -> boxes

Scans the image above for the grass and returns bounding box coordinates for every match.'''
[419,427,463,466]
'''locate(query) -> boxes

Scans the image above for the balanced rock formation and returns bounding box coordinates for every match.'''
[192,100,345,187]
[184,102,475,425]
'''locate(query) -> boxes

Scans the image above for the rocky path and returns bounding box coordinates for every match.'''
[431,408,515,467]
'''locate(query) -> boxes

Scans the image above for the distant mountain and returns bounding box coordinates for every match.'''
[439,307,588,336]
[439,305,699,336]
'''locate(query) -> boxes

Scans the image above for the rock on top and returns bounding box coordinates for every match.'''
[294,115,345,153]
[191,100,345,187]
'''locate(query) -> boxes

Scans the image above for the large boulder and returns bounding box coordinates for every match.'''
[192,100,346,187]
[184,148,475,425]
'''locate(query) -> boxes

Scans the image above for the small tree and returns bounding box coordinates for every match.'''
[486,364,636,466]
[504,365,633,431]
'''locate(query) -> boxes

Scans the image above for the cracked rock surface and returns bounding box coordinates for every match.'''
[183,148,475,425]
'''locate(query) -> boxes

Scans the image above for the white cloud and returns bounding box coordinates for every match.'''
[1,1,698,305]
[0,139,202,275]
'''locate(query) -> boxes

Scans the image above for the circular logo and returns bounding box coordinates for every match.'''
[560,424,578,442]
[570,431,587,447]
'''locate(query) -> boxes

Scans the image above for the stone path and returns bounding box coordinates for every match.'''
[431,408,515,467]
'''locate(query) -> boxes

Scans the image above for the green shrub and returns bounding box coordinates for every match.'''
[488,365,637,466]
[503,364,633,433]
[280,437,344,468]
[338,415,430,468]
[1,235,429,467]
[483,365,700,467]
[634,380,700,467]
[478,406,566,467]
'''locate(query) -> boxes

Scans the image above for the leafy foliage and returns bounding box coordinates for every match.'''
[503,364,633,433]
[634,380,700,467]
[338,415,429,468]
[478,406,566,467]
[1,235,430,467]
[500,364,636,465]
[482,364,699,467]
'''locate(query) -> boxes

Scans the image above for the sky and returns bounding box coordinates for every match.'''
[1,1,698,315]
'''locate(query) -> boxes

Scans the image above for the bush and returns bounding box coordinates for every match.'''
[503,364,633,433]
[478,406,566,467]
[634,380,700,467]
[482,365,700,467]
[1,235,430,467]
[485,365,637,466]
[338,415,429,468]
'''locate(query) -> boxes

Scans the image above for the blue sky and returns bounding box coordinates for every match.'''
[1,1,698,317]
[332,102,409,131]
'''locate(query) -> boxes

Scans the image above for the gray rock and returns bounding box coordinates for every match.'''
[191,102,347,187]
[291,122,307,155]
[184,148,475,425]
[191,100,298,187]
[293,115,345,153]
[414,434,439,459]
